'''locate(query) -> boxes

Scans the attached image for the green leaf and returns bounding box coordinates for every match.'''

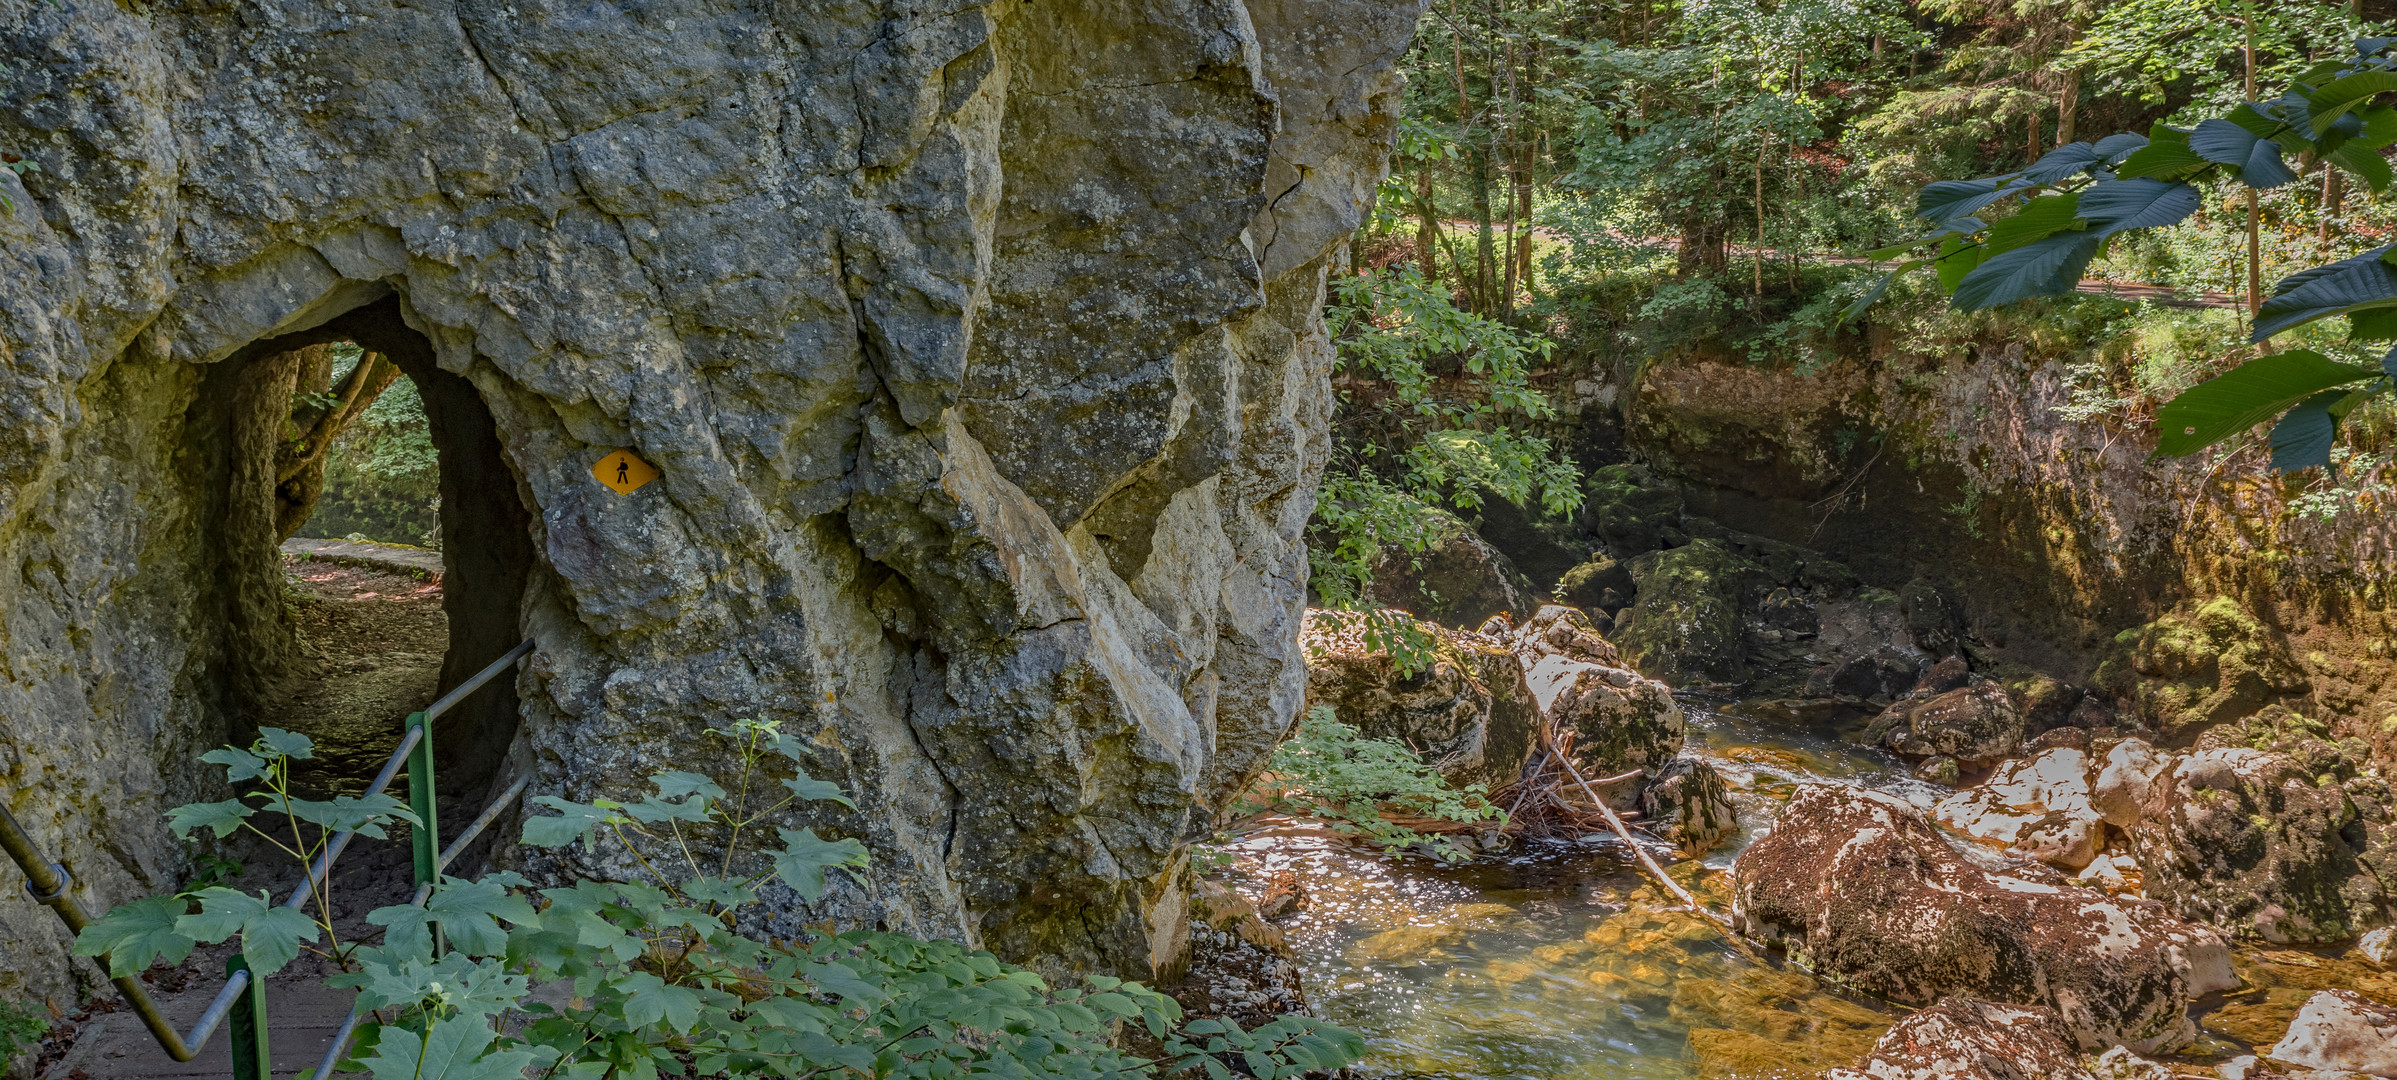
[803,960,891,1004]
[2254,245,2397,340]
[256,728,316,760]
[166,798,255,840]
[1935,236,1984,295]
[771,828,869,901]
[258,792,420,838]
[177,888,319,977]
[2309,70,2397,135]
[1914,175,2029,225]
[200,747,273,784]
[1982,193,2083,256]
[73,895,196,977]
[680,876,756,909]
[357,1017,533,1080]
[2153,350,2381,458]
[521,796,618,850]
[612,972,705,1032]
[1951,233,2099,310]
[369,878,531,959]
[648,771,724,802]
[2269,391,2344,472]
[2091,132,2148,164]
[621,796,710,826]
[2020,142,2102,185]
[2189,118,2296,189]
[2350,307,2397,341]
[2076,178,2200,238]
[2116,125,2208,180]
[2329,136,2395,194]
[780,774,855,809]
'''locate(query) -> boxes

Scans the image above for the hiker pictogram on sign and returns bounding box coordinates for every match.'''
[593,449,660,494]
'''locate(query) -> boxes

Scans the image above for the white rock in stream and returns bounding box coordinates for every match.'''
[1933,747,2105,870]
[2267,990,2397,1078]
[2091,738,2174,829]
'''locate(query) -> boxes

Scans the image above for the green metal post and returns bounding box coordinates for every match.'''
[226,954,269,1080]
[406,711,439,886]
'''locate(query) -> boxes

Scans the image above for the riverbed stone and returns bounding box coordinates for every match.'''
[1578,463,1685,555]
[1933,747,2104,870]
[0,0,1429,1001]
[1884,679,2028,764]
[1365,507,1540,629]
[2091,738,2173,829]
[1521,648,1686,782]
[2266,990,2397,1078]
[1298,609,1537,791]
[1822,997,2097,1080]
[1615,538,1769,684]
[1733,783,2236,1053]
[1638,756,1738,856]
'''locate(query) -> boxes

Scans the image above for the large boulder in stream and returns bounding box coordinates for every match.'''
[1364,508,1539,629]
[1514,606,1687,781]
[0,0,1430,1000]
[2129,710,2397,943]
[1299,610,1537,790]
[1613,538,1768,685]
[1878,678,2027,764]
[1733,784,2237,1053]
[2095,597,2309,738]
[1824,997,2096,1080]
[2266,990,2397,1078]
[1933,746,2104,870]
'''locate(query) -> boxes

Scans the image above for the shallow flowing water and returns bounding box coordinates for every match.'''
[1219,698,1955,1080]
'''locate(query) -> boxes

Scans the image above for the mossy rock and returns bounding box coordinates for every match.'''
[2096,597,2309,738]
[1578,463,1685,556]
[1556,554,1635,612]
[1614,539,1768,684]
[1363,508,1538,630]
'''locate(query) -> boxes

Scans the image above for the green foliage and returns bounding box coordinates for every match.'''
[1312,268,1578,668]
[0,152,34,215]
[302,372,441,547]
[1853,34,2397,473]
[1241,705,1505,864]
[74,718,1362,1080]
[0,999,49,1068]
[74,728,416,979]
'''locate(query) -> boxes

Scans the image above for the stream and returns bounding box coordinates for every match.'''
[1218,695,2386,1079]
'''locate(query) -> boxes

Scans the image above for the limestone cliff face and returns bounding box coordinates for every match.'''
[0,0,1423,1003]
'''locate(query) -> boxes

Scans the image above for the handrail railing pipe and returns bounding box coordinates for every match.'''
[0,639,536,1079]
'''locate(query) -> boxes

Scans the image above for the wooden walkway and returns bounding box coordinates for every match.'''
[43,977,356,1080]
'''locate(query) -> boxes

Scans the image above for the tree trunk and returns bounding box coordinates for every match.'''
[1415,164,1441,281]
[1471,143,1498,313]
[2026,111,2041,164]
[273,346,403,542]
[1678,220,1727,278]
[2057,69,2082,145]
[2322,167,2345,250]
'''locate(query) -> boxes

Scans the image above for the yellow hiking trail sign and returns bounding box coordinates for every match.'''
[593,449,659,494]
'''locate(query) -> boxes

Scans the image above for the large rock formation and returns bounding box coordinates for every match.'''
[0,0,1424,1005]
[1733,784,2236,1054]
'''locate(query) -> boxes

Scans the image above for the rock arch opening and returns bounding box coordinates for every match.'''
[200,294,536,800]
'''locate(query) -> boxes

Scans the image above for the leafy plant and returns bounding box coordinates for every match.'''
[1239,705,1506,864]
[73,720,1363,1080]
[0,999,50,1070]
[1852,35,2397,473]
[1313,267,1579,673]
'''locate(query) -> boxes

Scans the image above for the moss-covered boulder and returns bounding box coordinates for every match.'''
[2128,707,2396,944]
[2096,597,2309,738]
[1881,679,2028,765]
[1299,610,1538,791]
[1578,463,1686,555]
[1614,539,1769,684]
[1364,508,1539,630]
[1555,554,1637,614]
[1639,756,1739,856]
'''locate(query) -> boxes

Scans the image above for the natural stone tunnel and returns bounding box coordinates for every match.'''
[0,0,1426,1003]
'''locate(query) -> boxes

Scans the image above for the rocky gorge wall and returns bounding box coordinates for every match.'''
[0,0,1426,1006]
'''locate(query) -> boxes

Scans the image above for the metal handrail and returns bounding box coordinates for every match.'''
[0,638,535,1075]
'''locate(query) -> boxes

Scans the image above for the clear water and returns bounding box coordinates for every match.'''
[1222,697,1940,1080]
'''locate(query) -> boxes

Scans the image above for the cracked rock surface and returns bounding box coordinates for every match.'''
[0,0,1424,1002]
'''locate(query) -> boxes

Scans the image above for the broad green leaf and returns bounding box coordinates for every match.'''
[2309,70,2397,135]
[73,895,196,977]
[2269,391,2344,472]
[2076,178,2200,237]
[258,792,420,838]
[179,888,318,976]
[370,878,531,959]
[2021,142,2102,184]
[2385,345,2397,378]
[167,798,255,840]
[256,728,315,760]
[1982,194,2082,256]
[621,795,710,825]
[2153,350,2381,457]
[803,960,892,1004]
[1951,233,2099,311]
[2351,307,2397,341]
[680,876,756,909]
[2189,118,2296,189]
[2091,132,2148,164]
[200,747,273,784]
[771,827,870,901]
[612,972,705,1032]
[781,773,855,808]
[2117,125,2208,180]
[357,1016,532,1080]
[649,771,724,801]
[1935,236,1983,295]
[1914,175,2029,225]
[522,796,618,850]
[2330,137,2395,194]
[1861,219,1981,260]
[2253,245,2397,340]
